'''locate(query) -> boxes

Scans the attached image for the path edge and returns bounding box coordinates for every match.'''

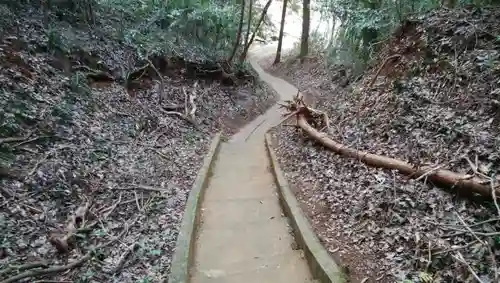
[168,133,222,283]
[265,133,346,283]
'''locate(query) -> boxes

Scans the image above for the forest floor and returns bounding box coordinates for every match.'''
[0,5,277,283]
[263,7,500,283]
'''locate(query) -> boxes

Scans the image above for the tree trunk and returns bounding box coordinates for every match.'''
[326,16,336,49]
[214,23,221,48]
[228,0,246,64]
[299,0,310,63]
[243,0,253,48]
[239,0,273,62]
[273,0,288,65]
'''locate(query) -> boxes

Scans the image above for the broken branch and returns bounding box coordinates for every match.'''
[111,242,138,274]
[1,226,127,283]
[48,200,91,253]
[114,183,167,193]
[0,261,49,277]
[280,95,499,199]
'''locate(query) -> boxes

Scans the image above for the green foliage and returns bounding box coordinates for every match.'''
[12,0,274,68]
[0,4,14,27]
[314,0,499,71]
[45,24,67,53]
[97,0,270,62]
[69,71,90,95]
[0,148,15,170]
[51,102,74,125]
[76,269,95,283]
[0,90,39,137]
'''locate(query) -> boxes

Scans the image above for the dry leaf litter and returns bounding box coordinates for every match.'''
[265,7,500,283]
[0,6,277,283]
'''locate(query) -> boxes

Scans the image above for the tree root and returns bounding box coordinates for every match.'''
[72,65,114,81]
[368,54,401,88]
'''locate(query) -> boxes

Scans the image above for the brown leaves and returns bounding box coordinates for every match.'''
[267,7,500,281]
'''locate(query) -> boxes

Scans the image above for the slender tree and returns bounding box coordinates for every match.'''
[299,0,310,62]
[326,16,336,50]
[228,0,246,63]
[273,0,288,65]
[239,0,273,62]
[243,0,253,48]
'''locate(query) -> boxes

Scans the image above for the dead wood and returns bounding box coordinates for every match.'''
[162,82,200,130]
[73,65,114,81]
[126,63,150,82]
[0,136,30,145]
[281,94,499,199]
[110,183,167,193]
[0,261,49,277]
[1,226,128,283]
[194,62,237,84]
[110,242,138,274]
[145,58,165,104]
[48,200,91,253]
[11,135,53,148]
[187,82,198,120]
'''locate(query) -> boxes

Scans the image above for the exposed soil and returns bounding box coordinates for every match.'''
[0,5,276,283]
[265,7,500,283]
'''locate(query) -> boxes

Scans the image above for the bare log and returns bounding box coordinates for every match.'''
[296,115,496,197]
[281,95,498,199]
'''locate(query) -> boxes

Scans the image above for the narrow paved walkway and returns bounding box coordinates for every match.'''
[190,56,315,282]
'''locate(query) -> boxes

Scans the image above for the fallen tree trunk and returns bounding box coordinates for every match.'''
[282,95,498,199]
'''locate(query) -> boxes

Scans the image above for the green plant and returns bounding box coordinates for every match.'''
[51,102,74,125]
[46,25,65,53]
[97,0,273,66]
[0,4,13,27]
[70,71,90,96]
[312,0,446,69]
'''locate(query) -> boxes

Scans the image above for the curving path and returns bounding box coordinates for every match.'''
[189,53,316,282]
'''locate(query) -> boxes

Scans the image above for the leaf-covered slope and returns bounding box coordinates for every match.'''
[0,4,277,283]
[266,6,500,283]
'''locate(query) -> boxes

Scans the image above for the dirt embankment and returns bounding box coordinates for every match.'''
[0,5,276,283]
[266,7,500,283]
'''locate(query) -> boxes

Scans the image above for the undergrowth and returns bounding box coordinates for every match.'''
[305,0,500,75]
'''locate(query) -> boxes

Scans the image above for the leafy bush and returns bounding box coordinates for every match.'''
[96,0,251,62]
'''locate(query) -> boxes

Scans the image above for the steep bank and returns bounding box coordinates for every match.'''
[0,4,276,283]
[265,7,500,283]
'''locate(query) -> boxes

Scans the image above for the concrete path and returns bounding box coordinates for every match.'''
[190,56,315,282]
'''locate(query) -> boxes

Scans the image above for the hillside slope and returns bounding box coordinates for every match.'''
[0,3,276,283]
[266,7,500,283]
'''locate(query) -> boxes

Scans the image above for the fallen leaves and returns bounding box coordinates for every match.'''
[267,6,500,282]
[0,6,277,283]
